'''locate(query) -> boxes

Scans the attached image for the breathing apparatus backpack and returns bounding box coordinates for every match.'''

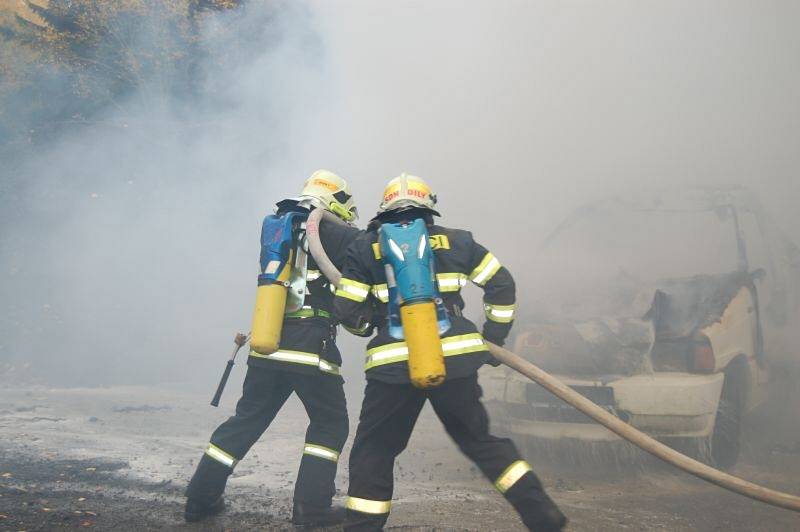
[380,219,452,388]
[250,211,309,355]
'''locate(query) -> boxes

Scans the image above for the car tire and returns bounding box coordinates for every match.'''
[709,368,744,469]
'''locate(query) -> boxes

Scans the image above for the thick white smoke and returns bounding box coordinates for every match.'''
[0,3,335,384]
[1,1,798,387]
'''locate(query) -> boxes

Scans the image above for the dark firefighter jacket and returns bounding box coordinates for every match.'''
[247,203,361,378]
[333,213,516,384]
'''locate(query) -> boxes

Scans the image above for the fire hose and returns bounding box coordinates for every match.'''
[306,207,800,513]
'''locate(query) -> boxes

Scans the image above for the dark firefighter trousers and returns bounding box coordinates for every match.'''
[345,373,552,531]
[186,365,348,508]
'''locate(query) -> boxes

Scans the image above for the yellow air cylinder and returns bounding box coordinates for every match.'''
[401,301,446,389]
[250,261,292,355]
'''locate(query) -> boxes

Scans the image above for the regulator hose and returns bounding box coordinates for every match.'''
[304,212,800,513]
[306,207,346,288]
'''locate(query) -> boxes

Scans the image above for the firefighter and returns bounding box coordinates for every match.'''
[333,174,567,531]
[185,170,361,526]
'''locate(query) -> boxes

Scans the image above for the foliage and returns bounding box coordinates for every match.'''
[0,0,244,158]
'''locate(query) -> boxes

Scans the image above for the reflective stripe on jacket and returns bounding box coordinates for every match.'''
[333,221,515,383]
[247,203,361,377]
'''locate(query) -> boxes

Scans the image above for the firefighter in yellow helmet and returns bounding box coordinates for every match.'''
[185,170,361,526]
[334,173,567,531]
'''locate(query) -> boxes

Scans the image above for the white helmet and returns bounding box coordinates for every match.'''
[377,173,439,216]
[298,169,358,221]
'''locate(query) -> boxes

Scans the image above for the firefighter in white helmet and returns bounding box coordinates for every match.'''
[185,170,361,526]
[296,169,359,221]
[334,173,567,531]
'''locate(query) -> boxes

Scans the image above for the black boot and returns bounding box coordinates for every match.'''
[505,470,567,531]
[292,502,346,527]
[521,496,567,531]
[184,496,225,523]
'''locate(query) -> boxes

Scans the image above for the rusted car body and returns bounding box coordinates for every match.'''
[484,187,800,467]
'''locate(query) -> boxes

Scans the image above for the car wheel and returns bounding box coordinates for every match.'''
[709,370,743,469]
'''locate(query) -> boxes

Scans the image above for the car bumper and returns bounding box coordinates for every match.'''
[482,369,725,441]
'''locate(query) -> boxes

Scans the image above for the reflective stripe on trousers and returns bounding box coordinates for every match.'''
[346,496,392,514]
[205,442,238,468]
[494,460,533,493]
[303,443,340,463]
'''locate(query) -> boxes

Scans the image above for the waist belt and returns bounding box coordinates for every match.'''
[286,306,332,319]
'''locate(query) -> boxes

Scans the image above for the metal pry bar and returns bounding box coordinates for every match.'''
[210,332,249,407]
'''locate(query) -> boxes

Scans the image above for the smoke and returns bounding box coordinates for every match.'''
[1,1,799,387]
[308,0,800,363]
[0,2,332,385]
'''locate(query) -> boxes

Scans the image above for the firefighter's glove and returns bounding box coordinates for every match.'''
[483,335,503,347]
[482,320,509,347]
[481,331,505,348]
[485,354,503,367]
[482,333,505,367]
[344,320,374,338]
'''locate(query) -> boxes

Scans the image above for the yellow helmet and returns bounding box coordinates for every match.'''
[299,169,358,221]
[377,173,439,215]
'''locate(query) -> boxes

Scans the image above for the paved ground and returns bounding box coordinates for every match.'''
[0,378,799,531]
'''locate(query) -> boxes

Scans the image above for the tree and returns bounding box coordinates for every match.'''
[0,0,245,155]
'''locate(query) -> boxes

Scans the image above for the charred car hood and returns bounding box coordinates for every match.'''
[644,271,753,339]
[516,318,654,377]
[518,271,752,376]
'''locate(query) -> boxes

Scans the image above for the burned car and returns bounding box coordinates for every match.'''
[483,187,800,468]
